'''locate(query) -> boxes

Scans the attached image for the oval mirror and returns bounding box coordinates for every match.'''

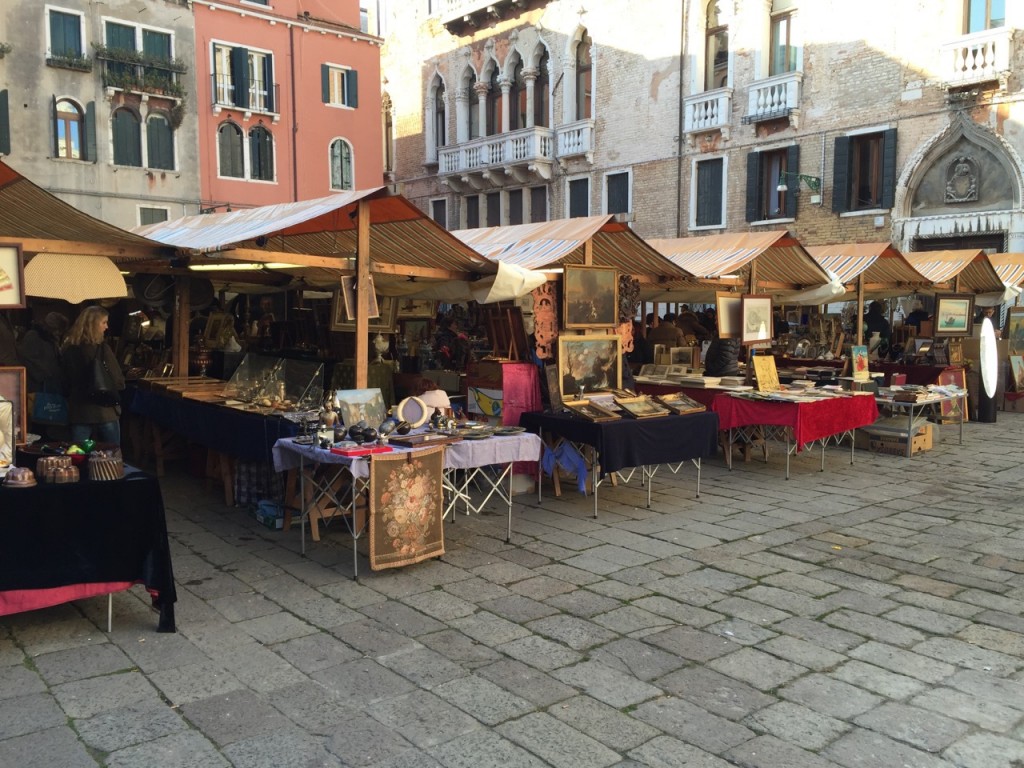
[980,317,998,399]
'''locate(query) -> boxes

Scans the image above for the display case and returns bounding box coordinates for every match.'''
[222,353,323,413]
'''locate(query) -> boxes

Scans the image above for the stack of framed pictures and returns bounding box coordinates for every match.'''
[654,392,706,415]
[564,400,620,422]
[613,396,670,419]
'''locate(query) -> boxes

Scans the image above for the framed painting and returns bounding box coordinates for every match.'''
[0,366,27,444]
[563,265,618,330]
[0,244,26,309]
[1005,307,1024,355]
[564,399,621,422]
[716,292,742,339]
[614,396,671,419]
[752,355,781,393]
[1010,355,1024,392]
[948,340,964,366]
[332,388,387,428]
[0,400,12,468]
[670,345,700,369]
[341,275,380,321]
[369,445,445,571]
[330,292,397,333]
[654,392,707,415]
[203,311,232,345]
[558,334,622,397]
[396,298,436,319]
[937,367,968,422]
[740,295,773,345]
[544,363,563,410]
[851,345,870,382]
[933,293,974,338]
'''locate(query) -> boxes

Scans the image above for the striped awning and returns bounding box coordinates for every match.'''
[808,243,931,295]
[902,249,1005,293]
[451,215,692,281]
[987,253,1024,288]
[646,231,831,294]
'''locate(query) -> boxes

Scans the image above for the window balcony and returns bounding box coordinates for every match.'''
[438,0,528,33]
[556,119,595,164]
[210,74,280,123]
[97,51,186,101]
[437,125,555,191]
[939,27,1013,90]
[742,70,803,129]
[683,87,733,145]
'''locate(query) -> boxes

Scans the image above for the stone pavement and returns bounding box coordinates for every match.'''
[4,414,1024,768]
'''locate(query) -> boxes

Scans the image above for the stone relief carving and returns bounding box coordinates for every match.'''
[945,154,979,203]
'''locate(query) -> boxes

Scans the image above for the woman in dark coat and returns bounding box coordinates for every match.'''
[62,305,125,445]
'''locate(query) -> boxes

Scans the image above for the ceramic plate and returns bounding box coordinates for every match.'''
[494,426,526,435]
[461,431,494,440]
[396,396,429,428]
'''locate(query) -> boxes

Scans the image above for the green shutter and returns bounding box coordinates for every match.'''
[0,90,10,156]
[85,100,97,162]
[263,55,274,112]
[142,30,170,59]
[880,128,897,209]
[745,152,761,222]
[113,109,141,167]
[345,69,358,107]
[230,47,249,108]
[785,144,800,217]
[321,64,330,103]
[106,21,135,51]
[148,116,173,170]
[51,11,82,57]
[832,135,851,213]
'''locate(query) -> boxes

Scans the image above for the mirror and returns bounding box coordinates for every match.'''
[980,317,998,398]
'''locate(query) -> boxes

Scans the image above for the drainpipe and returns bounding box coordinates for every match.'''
[675,3,686,236]
[290,25,299,202]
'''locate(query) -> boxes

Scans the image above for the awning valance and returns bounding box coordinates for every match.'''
[808,243,932,298]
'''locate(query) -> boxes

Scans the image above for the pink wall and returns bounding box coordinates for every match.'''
[194,0,382,209]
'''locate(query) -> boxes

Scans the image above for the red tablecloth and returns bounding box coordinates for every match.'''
[712,394,879,451]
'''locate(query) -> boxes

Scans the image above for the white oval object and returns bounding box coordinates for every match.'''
[980,317,998,398]
[396,396,429,428]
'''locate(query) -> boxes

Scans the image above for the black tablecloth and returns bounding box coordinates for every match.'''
[129,386,298,462]
[519,410,720,474]
[0,472,177,631]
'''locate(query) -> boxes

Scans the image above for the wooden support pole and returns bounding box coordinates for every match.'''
[856,273,865,345]
[173,276,191,377]
[355,199,371,389]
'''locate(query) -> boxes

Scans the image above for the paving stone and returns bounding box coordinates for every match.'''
[707,618,778,646]
[323,709,417,766]
[823,727,957,768]
[525,614,619,651]
[470,560,538,584]
[361,601,447,637]
[631,596,723,627]
[631,696,755,754]
[478,594,560,623]
[52,669,163,719]
[547,694,660,751]
[235,611,318,645]
[891,591,983,619]
[757,635,846,671]
[745,701,851,751]
[369,750,444,768]
[957,622,1024,656]
[427,728,549,768]
[115,630,206,675]
[626,735,735,767]
[33,642,135,686]
[587,579,652,600]
[223,726,345,768]
[561,551,628,575]
[882,605,972,636]
[657,665,774,721]
[707,647,807,691]
[450,612,532,647]
[643,626,735,662]
[497,634,583,671]
[942,732,1024,768]
[946,669,1024,711]
[0,663,46,700]
[418,629,502,669]
[206,592,282,623]
[432,675,535,726]
[0,692,66,739]
[830,660,927,700]
[738,586,821,617]
[148,660,245,706]
[313,658,416,707]
[272,632,361,674]
[319,577,391,608]
[545,589,623,618]
[0,724,100,768]
[75,700,186,752]
[849,641,956,683]
[725,734,843,768]
[399,591,477,622]
[854,701,969,752]
[779,674,882,719]
[593,604,674,634]
[218,643,308,694]
[269,681,354,735]
[911,686,1023,732]
[914,637,1021,675]
[180,688,290,747]
[552,659,662,707]
[496,711,621,768]
[589,638,688,682]
[330,618,424,657]
[823,609,926,647]
[477,659,576,707]
[106,729,231,768]
[10,611,109,657]
[369,690,480,748]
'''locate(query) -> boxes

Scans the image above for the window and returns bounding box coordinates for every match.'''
[330,138,353,190]
[966,0,1005,33]
[568,177,589,218]
[605,171,630,215]
[530,186,547,223]
[431,199,447,228]
[321,65,359,108]
[769,9,796,75]
[139,207,169,225]
[105,21,136,80]
[508,189,523,225]
[112,107,141,167]
[360,6,369,32]
[467,73,480,140]
[832,129,897,212]
[746,147,797,221]
[575,32,592,121]
[218,122,244,178]
[434,82,446,149]
[465,195,480,229]
[486,191,500,226]
[147,114,174,170]
[249,126,273,181]
[534,51,549,128]
[705,1,729,90]
[694,157,724,227]
[0,90,10,156]
[49,9,83,58]
[213,44,275,113]
[55,99,83,160]
[486,68,501,136]
[142,29,173,90]
[510,59,526,131]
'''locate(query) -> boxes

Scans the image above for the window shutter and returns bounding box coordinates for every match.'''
[346,69,358,107]
[51,95,58,157]
[230,47,249,108]
[832,135,851,213]
[745,152,761,222]
[880,128,897,209]
[321,64,330,103]
[785,144,800,216]
[49,12,63,55]
[263,55,274,112]
[85,100,97,162]
[0,90,9,156]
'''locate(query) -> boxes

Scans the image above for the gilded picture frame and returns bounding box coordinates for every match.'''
[557,334,622,397]
[331,292,397,333]
[0,366,27,444]
[563,265,618,330]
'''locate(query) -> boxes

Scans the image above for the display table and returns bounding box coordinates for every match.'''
[519,410,719,516]
[712,394,879,478]
[0,471,176,632]
[874,393,965,457]
[634,383,728,409]
[870,363,955,386]
[273,431,542,575]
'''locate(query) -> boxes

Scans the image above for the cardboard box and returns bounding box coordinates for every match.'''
[1003,393,1024,413]
[254,505,284,530]
[868,423,933,456]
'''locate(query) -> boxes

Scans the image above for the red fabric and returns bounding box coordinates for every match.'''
[713,395,879,451]
[871,363,950,386]
[500,362,542,476]
[0,582,135,617]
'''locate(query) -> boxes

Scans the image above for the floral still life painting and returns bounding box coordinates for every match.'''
[369,446,446,571]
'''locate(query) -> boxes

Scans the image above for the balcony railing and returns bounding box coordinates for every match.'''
[743,70,802,127]
[684,87,733,139]
[939,27,1013,88]
[438,0,526,30]
[96,48,186,99]
[211,74,280,118]
[439,125,554,174]
[556,119,595,161]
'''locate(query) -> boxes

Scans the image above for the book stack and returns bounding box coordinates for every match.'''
[718,376,747,388]
[677,376,720,388]
[893,391,929,403]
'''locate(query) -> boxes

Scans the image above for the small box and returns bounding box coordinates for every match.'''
[1003,393,1024,413]
[254,501,284,530]
[868,423,933,456]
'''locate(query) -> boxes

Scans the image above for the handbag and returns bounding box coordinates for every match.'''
[90,345,120,407]
[32,388,69,426]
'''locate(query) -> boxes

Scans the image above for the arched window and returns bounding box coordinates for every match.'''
[467,73,480,140]
[111,107,141,167]
[485,66,501,136]
[705,1,729,90]
[218,122,244,178]
[55,99,83,160]
[249,125,274,181]
[147,114,174,170]
[534,51,549,128]
[575,32,592,121]
[510,58,526,131]
[330,138,353,190]
[434,82,446,149]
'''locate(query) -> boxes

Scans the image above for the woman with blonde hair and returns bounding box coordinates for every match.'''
[62,305,125,445]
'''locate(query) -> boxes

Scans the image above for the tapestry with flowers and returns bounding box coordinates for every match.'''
[368,445,446,571]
